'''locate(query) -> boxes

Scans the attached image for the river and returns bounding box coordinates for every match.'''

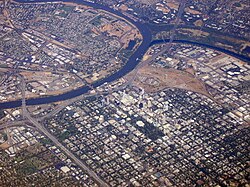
[151,39,250,63]
[0,0,249,109]
[0,0,153,109]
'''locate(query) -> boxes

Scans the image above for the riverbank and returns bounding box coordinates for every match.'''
[1,0,249,109]
[0,0,152,109]
[151,39,250,63]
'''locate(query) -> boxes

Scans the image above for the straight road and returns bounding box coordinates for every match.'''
[20,76,109,187]
[25,113,109,187]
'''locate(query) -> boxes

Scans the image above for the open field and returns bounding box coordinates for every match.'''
[126,65,211,98]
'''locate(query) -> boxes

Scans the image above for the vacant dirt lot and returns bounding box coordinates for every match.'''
[126,65,212,98]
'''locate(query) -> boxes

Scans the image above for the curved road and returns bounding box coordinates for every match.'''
[0,0,249,110]
[1,1,249,186]
[20,73,109,186]
[0,0,152,109]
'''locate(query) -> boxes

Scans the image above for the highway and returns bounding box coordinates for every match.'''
[0,120,32,130]
[25,113,109,187]
[19,76,109,187]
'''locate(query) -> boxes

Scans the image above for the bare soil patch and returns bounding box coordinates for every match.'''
[126,65,211,98]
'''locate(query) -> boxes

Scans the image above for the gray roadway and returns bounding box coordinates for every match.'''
[0,2,189,186]
[19,75,109,187]
[25,112,109,187]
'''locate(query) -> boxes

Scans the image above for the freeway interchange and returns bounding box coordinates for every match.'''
[0,0,188,186]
